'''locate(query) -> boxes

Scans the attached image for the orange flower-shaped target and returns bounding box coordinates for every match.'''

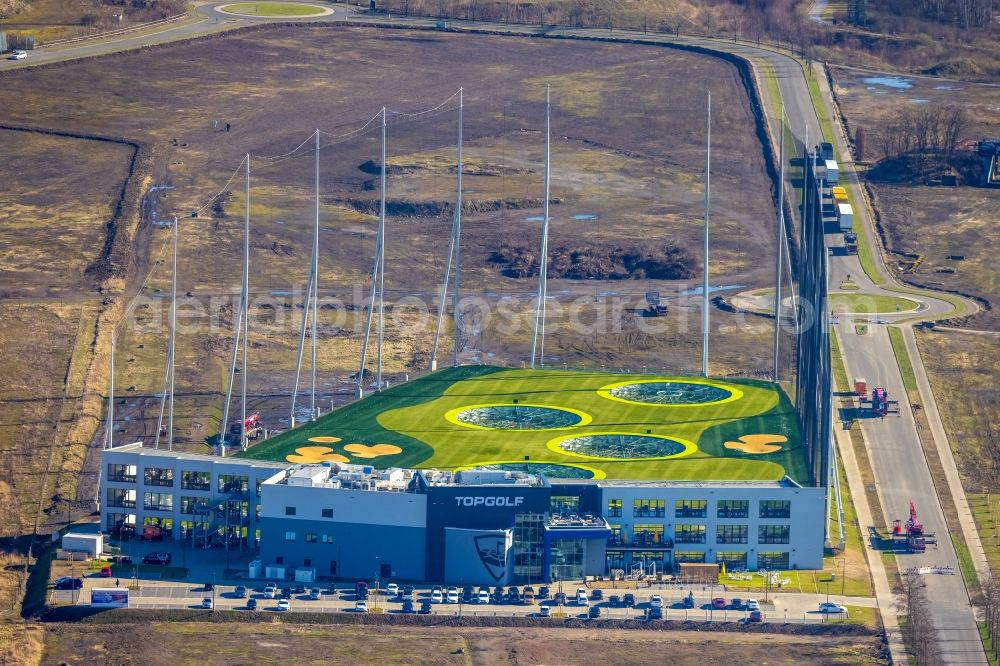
[286,446,349,464]
[343,443,403,459]
[723,434,787,455]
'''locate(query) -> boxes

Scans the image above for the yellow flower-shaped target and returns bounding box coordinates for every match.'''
[723,434,787,455]
[308,436,343,443]
[286,446,349,464]
[343,443,402,459]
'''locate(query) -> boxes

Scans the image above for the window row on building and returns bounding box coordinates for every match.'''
[106,464,262,496]
[283,531,335,544]
[608,523,790,545]
[605,497,791,519]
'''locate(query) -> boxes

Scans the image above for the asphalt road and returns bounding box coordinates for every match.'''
[4,4,983,660]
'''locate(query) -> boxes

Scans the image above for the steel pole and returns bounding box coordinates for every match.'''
[452,87,464,368]
[702,91,711,377]
[241,154,249,451]
[773,105,785,382]
[531,85,551,368]
[312,130,320,419]
[376,108,386,389]
[168,213,177,450]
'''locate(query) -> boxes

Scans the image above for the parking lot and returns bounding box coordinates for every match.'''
[53,578,873,624]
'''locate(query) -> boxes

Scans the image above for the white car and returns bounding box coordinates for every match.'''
[539,605,552,617]
[431,589,444,603]
[745,598,760,611]
[355,600,368,613]
[263,585,277,599]
[576,593,589,606]
[649,595,663,609]
[818,602,848,614]
[277,598,290,611]
[201,597,213,609]
[385,583,399,596]
[477,589,490,604]
[8,50,27,60]
[446,587,459,603]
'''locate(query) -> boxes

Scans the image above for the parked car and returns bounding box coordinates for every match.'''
[54,577,83,590]
[355,600,368,613]
[385,582,399,597]
[204,582,214,591]
[492,587,505,604]
[507,586,521,603]
[730,597,743,610]
[747,610,765,623]
[588,605,601,619]
[623,593,636,608]
[402,585,415,601]
[420,600,433,614]
[477,588,491,604]
[818,602,848,614]
[590,589,603,601]
[401,599,415,613]
[246,597,257,610]
[609,595,621,607]
[233,586,247,599]
[537,586,550,599]
[277,599,291,612]
[462,585,474,603]
[650,595,664,609]
[324,584,337,595]
[712,597,726,610]
[201,597,213,609]
[745,598,761,611]
[575,592,589,606]
[647,607,663,620]
[142,552,171,565]
[522,590,535,605]
[98,566,113,578]
[446,587,459,604]
[431,589,444,604]
[539,605,551,618]
[309,588,321,600]
[554,592,567,606]
[294,584,305,594]
[280,586,292,598]
[8,50,27,60]
[681,593,695,609]
[263,584,277,599]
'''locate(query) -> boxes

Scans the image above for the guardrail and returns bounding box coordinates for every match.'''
[37,13,187,49]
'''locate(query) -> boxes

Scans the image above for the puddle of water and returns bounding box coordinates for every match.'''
[573,214,598,220]
[910,98,930,104]
[525,216,545,222]
[679,284,745,296]
[862,76,912,89]
[270,291,291,296]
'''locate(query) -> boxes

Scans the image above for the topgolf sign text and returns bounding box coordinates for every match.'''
[454,496,524,508]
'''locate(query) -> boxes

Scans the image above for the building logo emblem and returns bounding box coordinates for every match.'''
[474,534,507,581]
[455,496,524,507]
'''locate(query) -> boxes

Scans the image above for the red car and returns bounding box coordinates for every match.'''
[748,610,766,623]
[712,597,726,609]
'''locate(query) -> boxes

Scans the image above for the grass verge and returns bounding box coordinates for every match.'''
[886,327,917,392]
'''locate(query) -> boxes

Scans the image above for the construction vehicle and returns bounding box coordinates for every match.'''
[644,291,668,317]
[857,382,900,418]
[230,411,264,441]
[891,501,934,552]
[843,231,858,255]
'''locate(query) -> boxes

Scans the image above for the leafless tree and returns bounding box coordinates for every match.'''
[899,572,942,664]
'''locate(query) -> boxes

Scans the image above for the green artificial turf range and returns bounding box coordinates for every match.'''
[240,367,807,483]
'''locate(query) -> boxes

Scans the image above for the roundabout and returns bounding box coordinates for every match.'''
[217,2,334,17]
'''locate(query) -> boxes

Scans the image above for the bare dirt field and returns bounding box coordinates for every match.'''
[830,65,1000,330]
[0,25,781,458]
[36,622,883,666]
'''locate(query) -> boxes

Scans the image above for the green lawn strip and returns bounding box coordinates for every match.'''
[221,2,325,16]
[969,494,1000,577]
[953,531,983,598]
[979,622,1000,666]
[854,228,887,287]
[830,327,849,393]
[830,294,917,314]
[886,327,917,392]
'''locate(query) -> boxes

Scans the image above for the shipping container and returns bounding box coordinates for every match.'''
[824,160,839,185]
[837,202,853,231]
